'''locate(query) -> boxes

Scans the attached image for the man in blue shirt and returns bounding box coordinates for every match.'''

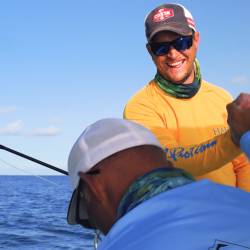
[67,118,250,250]
[227,93,250,159]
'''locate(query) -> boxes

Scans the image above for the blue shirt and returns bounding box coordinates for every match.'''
[98,180,250,250]
[240,131,250,159]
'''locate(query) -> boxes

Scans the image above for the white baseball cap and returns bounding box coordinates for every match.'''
[67,118,162,228]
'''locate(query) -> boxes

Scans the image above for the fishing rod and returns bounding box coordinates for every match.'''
[0,144,68,175]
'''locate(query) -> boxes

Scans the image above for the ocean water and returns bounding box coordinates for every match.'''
[0,176,96,250]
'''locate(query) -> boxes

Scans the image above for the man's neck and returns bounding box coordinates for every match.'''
[116,167,194,219]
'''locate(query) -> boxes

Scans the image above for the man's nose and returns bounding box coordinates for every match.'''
[166,46,179,58]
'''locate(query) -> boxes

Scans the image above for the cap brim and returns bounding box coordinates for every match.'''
[67,189,93,229]
[148,24,192,41]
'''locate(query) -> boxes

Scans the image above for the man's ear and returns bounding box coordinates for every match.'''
[193,31,200,50]
[79,172,104,203]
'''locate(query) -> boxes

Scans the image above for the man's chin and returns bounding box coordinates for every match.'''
[163,76,187,84]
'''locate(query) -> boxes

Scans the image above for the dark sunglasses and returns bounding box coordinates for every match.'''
[149,35,193,56]
[75,169,101,228]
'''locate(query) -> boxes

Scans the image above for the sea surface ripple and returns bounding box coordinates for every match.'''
[0,176,95,250]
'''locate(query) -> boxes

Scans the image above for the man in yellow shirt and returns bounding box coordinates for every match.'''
[124,3,250,191]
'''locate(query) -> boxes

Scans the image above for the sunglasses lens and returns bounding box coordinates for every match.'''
[150,36,193,56]
[174,36,193,51]
[151,44,170,56]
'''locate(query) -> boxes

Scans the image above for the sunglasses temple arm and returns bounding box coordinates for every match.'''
[0,144,68,175]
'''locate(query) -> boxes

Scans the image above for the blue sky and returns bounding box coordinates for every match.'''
[0,0,249,175]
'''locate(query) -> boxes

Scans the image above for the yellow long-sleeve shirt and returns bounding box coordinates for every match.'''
[124,79,250,191]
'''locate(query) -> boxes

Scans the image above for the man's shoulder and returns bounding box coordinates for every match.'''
[201,80,233,101]
[126,80,158,104]
[124,80,161,119]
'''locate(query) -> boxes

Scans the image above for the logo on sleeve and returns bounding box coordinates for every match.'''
[165,140,217,161]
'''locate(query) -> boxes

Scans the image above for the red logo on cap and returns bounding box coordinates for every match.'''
[153,8,174,22]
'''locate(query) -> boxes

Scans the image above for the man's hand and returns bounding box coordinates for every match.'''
[226,93,250,145]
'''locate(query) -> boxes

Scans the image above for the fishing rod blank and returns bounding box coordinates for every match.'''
[0,144,68,175]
